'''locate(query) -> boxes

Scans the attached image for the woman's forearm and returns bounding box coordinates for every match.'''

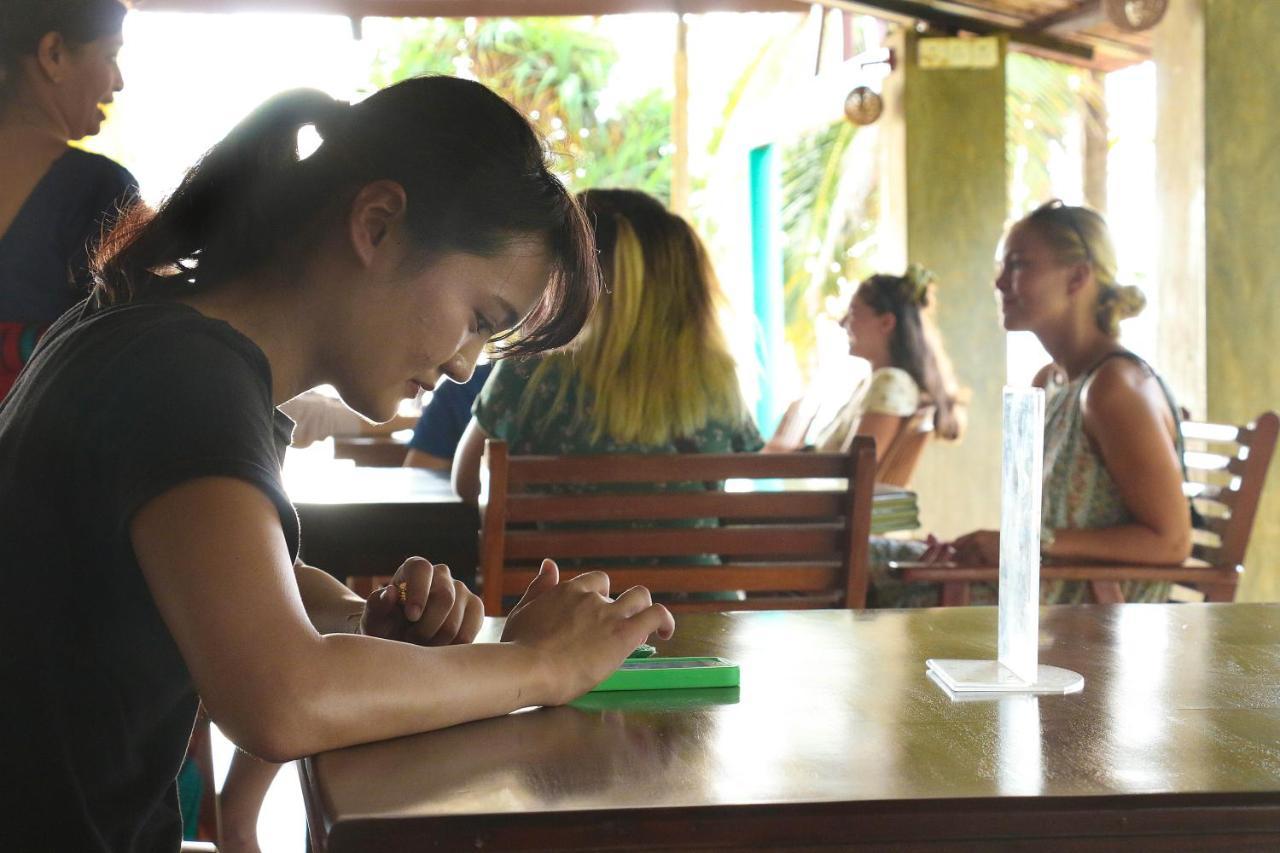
[1046,523,1191,566]
[232,635,547,762]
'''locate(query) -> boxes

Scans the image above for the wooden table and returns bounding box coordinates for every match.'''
[332,435,411,468]
[300,604,1280,851]
[288,467,918,589]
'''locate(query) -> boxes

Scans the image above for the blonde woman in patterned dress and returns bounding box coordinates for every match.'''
[923,200,1192,604]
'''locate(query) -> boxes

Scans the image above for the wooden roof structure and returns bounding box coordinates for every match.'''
[130,0,1156,69]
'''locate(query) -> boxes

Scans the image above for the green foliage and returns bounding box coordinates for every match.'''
[373,17,672,200]
[777,121,879,376]
[1006,52,1101,215]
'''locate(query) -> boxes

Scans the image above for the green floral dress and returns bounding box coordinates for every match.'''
[1037,352,1183,604]
[475,357,762,456]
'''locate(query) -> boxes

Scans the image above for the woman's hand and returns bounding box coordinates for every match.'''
[501,559,675,706]
[951,530,1000,566]
[918,533,957,564]
[360,557,484,646]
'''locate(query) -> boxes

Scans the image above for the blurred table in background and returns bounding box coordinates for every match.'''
[332,435,410,467]
[288,466,478,589]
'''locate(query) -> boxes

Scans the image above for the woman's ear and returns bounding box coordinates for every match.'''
[348,180,408,268]
[36,31,69,84]
[879,310,897,337]
[1064,260,1093,296]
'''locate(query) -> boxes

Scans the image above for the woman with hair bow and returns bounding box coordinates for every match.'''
[771,264,965,461]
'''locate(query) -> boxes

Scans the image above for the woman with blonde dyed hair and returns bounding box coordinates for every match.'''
[452,188,761,504]
[901,199,1192,606]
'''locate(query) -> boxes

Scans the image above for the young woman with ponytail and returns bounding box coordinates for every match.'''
[0,0,138,399]
[795,264,964,460]
[0,79,674,851]
[906,200,1192,606]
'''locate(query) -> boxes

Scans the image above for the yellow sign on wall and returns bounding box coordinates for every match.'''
[917,37,1001,70]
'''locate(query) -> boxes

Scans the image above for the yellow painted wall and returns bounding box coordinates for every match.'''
[889,32,1009,539]
[1204,0,1280,602]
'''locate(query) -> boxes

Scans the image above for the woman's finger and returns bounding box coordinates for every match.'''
[509,559,559,619]
[394,556,437,623]
[455,590,485,644]
[627,602,676,642]
[612,585,654,618]
[427,579,473,645]
[566,570,611,599]
[413,565,457,639]
[359,583,397,637]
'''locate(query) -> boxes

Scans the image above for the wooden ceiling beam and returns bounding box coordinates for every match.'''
[130,0,804,15]
[1025,0,1107,35]
[129,0,1147,69]
[816,0,1093,62]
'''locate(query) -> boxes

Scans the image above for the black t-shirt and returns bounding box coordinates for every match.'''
[0,299,299,852]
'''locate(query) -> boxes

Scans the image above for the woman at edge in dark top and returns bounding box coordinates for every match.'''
[0,0,139,399]
[0,77,674,852]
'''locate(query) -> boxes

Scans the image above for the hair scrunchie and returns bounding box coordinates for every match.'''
[312,97,353,146]
[902,263,937,306]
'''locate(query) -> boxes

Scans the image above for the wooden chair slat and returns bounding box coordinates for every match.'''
[505,491,846,523]
[501,563,843,593]
[1201,515,1231,537]
[507,452,854,486]
[1183,481,1226,501]
[1180,421,1241,443]
[1184,450,1235,472]
[898,562,1241,584]
[504,525,845,560]
[1191,529,1222,554]
[1188,470,1239,489]
[1192,494,1233,514]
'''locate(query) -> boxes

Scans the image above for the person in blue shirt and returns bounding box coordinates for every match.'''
[405,361,494,469]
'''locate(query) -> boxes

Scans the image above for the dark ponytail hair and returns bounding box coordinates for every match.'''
[95,77,600,357]
[0,0,127,100]
[856,265,965,441]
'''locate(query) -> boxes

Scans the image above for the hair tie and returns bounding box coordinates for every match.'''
[313,98,352,144]
[903,263,936,306]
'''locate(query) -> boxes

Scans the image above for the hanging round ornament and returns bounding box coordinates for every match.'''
[1104,0,1167,32]
[843,86,883,126]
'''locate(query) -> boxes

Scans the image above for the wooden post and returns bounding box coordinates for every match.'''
[881,28,1009,542]
[1083,69,1108,213]
[671,14,690,216]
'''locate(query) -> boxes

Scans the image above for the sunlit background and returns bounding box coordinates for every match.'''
[87,9,1160,432]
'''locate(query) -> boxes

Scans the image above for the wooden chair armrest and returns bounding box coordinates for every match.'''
[893,561,1239,585]
[892,561,997,583]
